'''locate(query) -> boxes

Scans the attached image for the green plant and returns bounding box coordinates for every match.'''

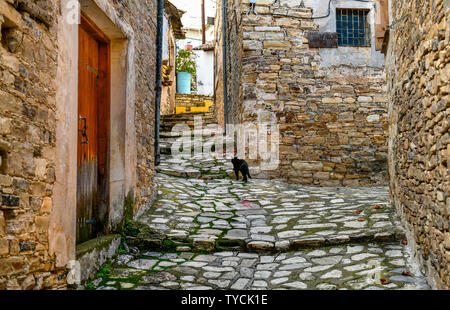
[124,219,140,237]
[96,260,112,278]
[176,49,198,93]
[175,49,197,76]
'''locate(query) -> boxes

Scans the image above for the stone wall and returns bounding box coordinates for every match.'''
[384,0,449,289]
[0,0,158,289]
[0,0,67,290]
[217,0,389,186]
[213,1,224,127]
[214,0,244,127]
[116,0,158,218]
[160,8,179,116]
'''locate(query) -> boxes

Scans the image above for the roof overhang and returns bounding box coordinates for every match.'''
[164,0,185,39]
[193,42,215,51]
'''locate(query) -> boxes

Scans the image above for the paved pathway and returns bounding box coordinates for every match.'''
[85,154,429,290]
[92,243,428,290]
[139,172,404,252]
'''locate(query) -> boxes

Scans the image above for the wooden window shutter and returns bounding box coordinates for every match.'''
[375,0,389,51]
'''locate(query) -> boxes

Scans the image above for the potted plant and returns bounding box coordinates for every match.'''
[175,49,197,94]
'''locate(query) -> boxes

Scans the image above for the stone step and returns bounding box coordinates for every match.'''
[160,123,220,133]
[161,117,217,124]
[161,112,215,119]
[160,120,217,128]
[160,141,233,156]
[161,116,216,122]
[161,120,216,126]
[160,111,219,149]
[160,128,221,136]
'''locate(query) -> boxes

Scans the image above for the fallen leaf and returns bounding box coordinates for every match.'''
[380,278,391,285]
[357,218,366,222]
[200,176,208,180]
[401,271,412,277]
[241,200,252,207]
[352,210,363,215]
[373,205,382,210]
[402,237,408,245]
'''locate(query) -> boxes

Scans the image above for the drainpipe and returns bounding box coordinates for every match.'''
[222,0,228,131]
[155,0,164,166]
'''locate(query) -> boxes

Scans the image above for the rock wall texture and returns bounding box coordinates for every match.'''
[0,0,158,289]
[213,3,225,127]
[113,0,158,219]
[385,0,449,289]
[174,94,213,110]
[215,0,389,186]
[214,0,244,127]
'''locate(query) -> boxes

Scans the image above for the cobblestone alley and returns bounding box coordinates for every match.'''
[85,155,430,290]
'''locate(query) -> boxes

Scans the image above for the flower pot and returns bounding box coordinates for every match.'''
[176,72,192,94]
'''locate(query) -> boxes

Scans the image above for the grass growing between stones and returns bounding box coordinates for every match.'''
[86,240,429,291]
[85,156,429,290]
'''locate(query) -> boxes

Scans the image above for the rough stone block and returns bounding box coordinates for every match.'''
[0,1,23,28]
[0,257,24,276]
[34,216,49,233]
[1,195,19,207]
[0,238,8,255]
[292,161,323,171]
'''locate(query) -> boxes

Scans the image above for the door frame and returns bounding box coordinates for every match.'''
[77,12,111,244]
[52,0,138,269]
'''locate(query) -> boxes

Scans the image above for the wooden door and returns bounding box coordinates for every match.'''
[77,13,111,244]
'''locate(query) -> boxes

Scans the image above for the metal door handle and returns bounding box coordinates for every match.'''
[79,116,89,145]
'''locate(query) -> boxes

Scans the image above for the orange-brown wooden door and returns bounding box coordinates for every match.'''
[77,15,110,244]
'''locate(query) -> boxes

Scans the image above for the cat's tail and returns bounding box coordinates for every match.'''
[248,171,252,179]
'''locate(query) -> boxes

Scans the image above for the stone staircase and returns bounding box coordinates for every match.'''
[158,109,237,180]
[160,110,216,132]
[160,110,217,155]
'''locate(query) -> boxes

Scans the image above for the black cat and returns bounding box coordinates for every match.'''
[231,157,252,183]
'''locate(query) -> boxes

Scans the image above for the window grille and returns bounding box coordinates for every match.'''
[336,9,371,47]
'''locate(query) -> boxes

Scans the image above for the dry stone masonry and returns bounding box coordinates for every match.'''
[115,0,159,219]
[0,0,65,290]
[0,0,447,292]
[0,0,159,289]
[173,94,214,113]
[214,0,244,127]
[384,0,449,289]
[215,0,389,186]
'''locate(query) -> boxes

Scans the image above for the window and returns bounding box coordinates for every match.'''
[336,9,371,47]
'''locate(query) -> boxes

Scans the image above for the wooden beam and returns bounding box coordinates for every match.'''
[375,0,389,51]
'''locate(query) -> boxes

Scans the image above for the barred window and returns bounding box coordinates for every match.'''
[336,9,371,47]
